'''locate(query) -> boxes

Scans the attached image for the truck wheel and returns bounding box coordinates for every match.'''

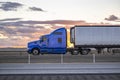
[80,49,90,55]
[71,50,79,55]
[32,48,40,55]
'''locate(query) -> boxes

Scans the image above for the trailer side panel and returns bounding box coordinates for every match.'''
[74,26,120,47]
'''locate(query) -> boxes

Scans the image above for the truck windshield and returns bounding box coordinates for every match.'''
[40,36,47,43]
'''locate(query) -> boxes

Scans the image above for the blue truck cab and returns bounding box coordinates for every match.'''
[27,28,67,55]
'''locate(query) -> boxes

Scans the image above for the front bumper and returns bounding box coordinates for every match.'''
[27,48,32,54]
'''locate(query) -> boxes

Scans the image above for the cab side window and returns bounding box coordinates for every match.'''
[58,38,62,43]
[53,32,62,35]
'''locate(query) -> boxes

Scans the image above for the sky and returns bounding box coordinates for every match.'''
[0,0,120,48]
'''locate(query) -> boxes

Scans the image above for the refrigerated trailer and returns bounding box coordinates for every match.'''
[27,25,120,55]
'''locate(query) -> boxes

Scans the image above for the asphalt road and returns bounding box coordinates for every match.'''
[0,74,120,80]
[0,52,120,63]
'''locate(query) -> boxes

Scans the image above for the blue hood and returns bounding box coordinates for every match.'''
[28,40,39,48]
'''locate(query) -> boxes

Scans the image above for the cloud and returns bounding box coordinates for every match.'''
[105,15,120,21]
[17,27,41,33]
[12,20,86,25]
[0,2,46,12]
[0,2,23,11]
[42,20,86,25]
[0,18,21,21]
[29,7,45,12]
[0,20,87,27]
[1,19,85,37]
[0,34,8,39]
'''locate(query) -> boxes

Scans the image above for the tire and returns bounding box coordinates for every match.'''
[80,49,90,55]
[32,48,40,55]
[71,50,79,55]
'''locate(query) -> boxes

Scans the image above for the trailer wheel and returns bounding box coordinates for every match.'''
[32,48,40,55]
[71,50,79,55]
[80,49,90,55]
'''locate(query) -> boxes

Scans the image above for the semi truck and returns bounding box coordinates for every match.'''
[27,25,120,55]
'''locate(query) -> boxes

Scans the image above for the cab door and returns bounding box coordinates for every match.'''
[40,36,49,53]
[41,36,48,47]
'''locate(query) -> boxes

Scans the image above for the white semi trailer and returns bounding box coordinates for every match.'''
[70,25,120,55]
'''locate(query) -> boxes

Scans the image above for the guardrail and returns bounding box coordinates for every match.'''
[0,48,26,51]
[0,48,27,55]
[0,63,120,74]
